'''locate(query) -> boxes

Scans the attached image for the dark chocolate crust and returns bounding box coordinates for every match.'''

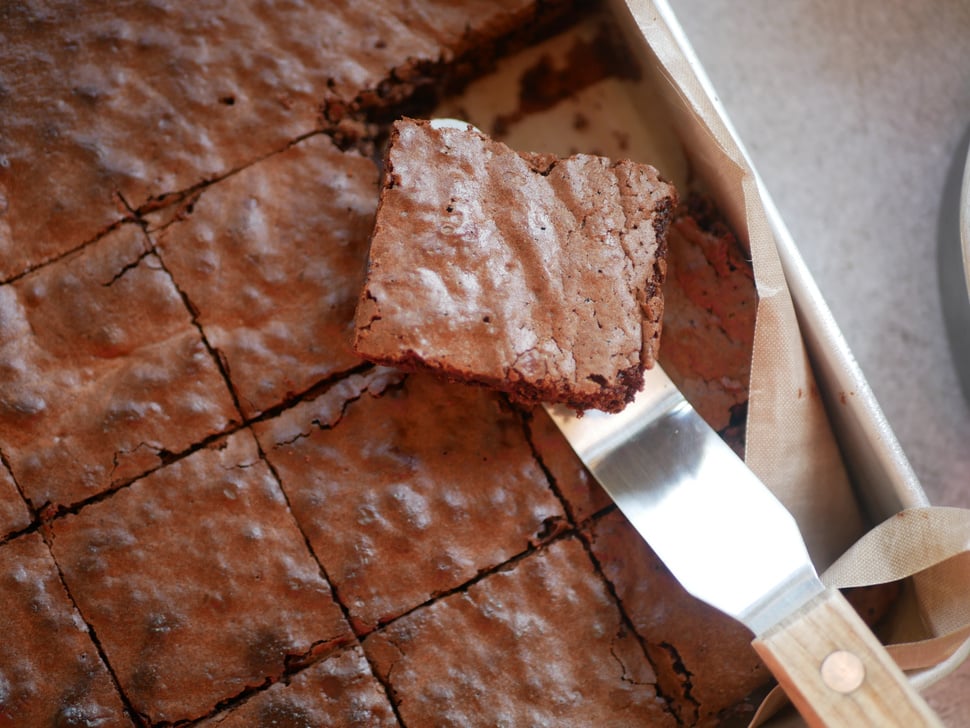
[355,118,677,413]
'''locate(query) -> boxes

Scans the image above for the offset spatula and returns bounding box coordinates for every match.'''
[546,365,941,727]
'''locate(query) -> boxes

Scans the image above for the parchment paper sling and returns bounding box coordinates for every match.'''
[752,507,970,725]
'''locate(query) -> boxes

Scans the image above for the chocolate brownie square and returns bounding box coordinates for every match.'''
[0,533,130,726]
[155,134,378,417]
[0,224,237,511]
[354,118,676,413]
[197,645,396,728]
[253,368,565,633]
[0,460,30,538]
[49,430,351,724]
[364,536,677,726]
[586,509,770,725]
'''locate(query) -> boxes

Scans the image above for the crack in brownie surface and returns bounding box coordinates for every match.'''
[0,0,575,280]
[0,224,237,512]
[254,368,565,634]
[154,134,379,418]
[364,536,677,727]
[0,533,131,727]
[49,430,351,725]
[195,644,396,728]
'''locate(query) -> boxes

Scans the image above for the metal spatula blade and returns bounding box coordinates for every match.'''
[546,365,821,635]
[546,364,941,727]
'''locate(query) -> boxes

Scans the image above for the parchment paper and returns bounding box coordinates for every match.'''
[613,0,970,719]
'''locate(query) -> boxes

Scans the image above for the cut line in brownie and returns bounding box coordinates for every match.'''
[253,367,566,633]
[195,644,396,728]
[363,535,677,726]
[524,404,615,523]
[0,1,579,280]
[0,533,131,726]
[154,134,378,417]
[0,458,30,539]
[0,224,238,512]
[49,429,352,725]
[586,509,770,725]
[354,118,677,413]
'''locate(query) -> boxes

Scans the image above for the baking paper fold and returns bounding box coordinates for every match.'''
[752,506,970,726]
[614,0,970,710]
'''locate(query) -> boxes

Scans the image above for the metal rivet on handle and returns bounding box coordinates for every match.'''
[820,650,866,694]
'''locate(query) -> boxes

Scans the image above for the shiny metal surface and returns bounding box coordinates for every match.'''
[546,365,823,636]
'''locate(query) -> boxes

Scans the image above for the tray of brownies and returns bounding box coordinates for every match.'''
[2,1,969,726]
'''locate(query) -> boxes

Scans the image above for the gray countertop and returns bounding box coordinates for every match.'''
[665,0,970,722]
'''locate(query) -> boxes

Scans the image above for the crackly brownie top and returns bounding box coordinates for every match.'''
[0,0,548,280]
[254,368,565,633]
[155,134,378,417]
[364,536,677,726]
[355,118,676,413]
[196,645,396,728]
[0,533,130,727]
[0,224,236,511]
[49,430,352,725]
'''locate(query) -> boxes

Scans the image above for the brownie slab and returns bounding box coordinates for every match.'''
[254,368,565,633]
[49,430,352,724]
[586,509,770,725]
[364,536,677,726]
[0,0,571,280]
[0,224,237,511]
[197,645,396,728]
[155,134,378,417]
[354,118,676,413]
[0,533,131,726]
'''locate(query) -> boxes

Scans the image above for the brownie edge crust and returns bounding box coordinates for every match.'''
[354,118,677,413]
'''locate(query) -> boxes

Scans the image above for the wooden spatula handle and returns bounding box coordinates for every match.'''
[752,587,942,727]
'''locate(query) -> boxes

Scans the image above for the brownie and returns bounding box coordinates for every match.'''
[525,404,615,522]
[354,118,677,413]
[0,224,237,512]
[155,134,378,417]
[0,533,131,726]
[0,0,575,281]
[659,199,757,442]
[587,510,770,726]
[364,536,677,726]
[196,645,396,728]
[0,459,30,539]
[49,430,352,724]
[253,367,565,633]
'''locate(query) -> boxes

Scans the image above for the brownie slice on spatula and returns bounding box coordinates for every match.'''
[354,118,677,413]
